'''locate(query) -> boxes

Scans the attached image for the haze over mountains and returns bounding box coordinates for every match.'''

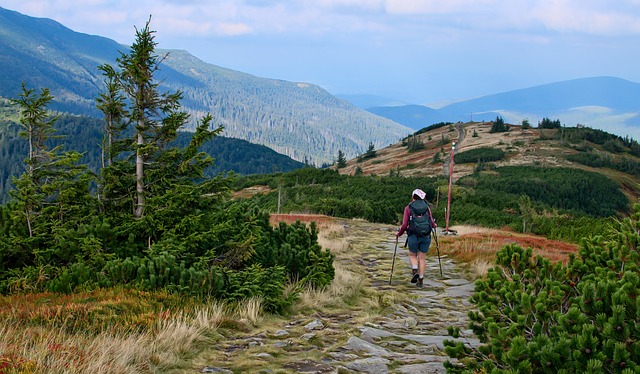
[0,6,409,166]
[2,4,640,167]
[361,77,640,140]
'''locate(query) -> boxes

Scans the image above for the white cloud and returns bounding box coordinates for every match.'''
[215,22,253,36]
[3,0,640,108]
[5,0,640,41]
[531,0,640,35]
[384,0,498,15]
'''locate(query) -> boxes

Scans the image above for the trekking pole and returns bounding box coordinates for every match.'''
[389,234,399,285]
[433,228,443,277]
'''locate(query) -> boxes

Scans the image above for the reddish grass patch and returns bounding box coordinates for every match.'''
[0,288,183,333]
[269,214,336,227]
[441,230,579,266]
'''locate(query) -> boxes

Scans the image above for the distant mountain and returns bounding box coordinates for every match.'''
[335,94,407,109]
[369,77,640,139]
[0,6,411,165]
[366,105,445,130]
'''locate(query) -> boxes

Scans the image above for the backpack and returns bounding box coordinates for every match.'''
[408,199,432,237]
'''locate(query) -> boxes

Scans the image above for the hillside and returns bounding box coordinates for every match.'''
[0,104,306,203]
[365,77,640,138]
[0,6,410,165]
[336,121,640,201]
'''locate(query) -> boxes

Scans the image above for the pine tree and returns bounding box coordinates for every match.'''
[7,83,93,269]
[489,116,509,133]
[96,17,229,251]
[336,149,347,168]
[360,142,376,160]
[99,18,185,218]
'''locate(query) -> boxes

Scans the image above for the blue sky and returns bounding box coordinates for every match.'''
[2,0,640,105]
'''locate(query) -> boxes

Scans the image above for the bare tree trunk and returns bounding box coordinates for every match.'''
[134,130,144,218]
[25,208,32,238]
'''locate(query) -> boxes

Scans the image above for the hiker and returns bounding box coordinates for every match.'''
[396,188,436,287]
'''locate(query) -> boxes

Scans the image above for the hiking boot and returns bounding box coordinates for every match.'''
[410,269,419,283]
[416,277,424,288]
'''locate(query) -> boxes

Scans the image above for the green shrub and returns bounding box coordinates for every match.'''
[445,205,640,372]
[568,151,640,178]
[462,166,628,217]
[489,116,509,133]
[454,147,506,164]
[415,122,452,136]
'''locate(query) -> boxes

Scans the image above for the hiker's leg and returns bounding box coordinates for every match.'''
[418,236,431,278]
[407,235,419,281]
[409,251,418,269]
[417,251,426,277]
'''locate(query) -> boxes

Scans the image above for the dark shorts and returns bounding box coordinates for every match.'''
[408,234,431,254]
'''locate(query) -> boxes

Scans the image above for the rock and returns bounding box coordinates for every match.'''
[300,332,316,341]
[442,278,470,286]
[273,329,289,337]
[404,316,418,328]
[305,319,324,330]
[283,359,334,373]
[200,367,233,374]
[444,283,475,298]
[396,362,448,374]
[359,326,395,340]
[345,336,392,357]
[273,341,290,348]
[328,352,359,361]
[253,352,273,359]
[344,357,390,374]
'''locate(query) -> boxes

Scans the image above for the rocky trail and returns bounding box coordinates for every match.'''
[199,222,480,374]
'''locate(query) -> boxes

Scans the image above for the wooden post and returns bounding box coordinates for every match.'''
[445,141,455,233]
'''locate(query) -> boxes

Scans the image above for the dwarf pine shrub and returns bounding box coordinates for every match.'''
[445,204,640,373]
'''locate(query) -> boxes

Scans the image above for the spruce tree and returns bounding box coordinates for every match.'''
[489,116,508,133]
[336,149,347,168]
[99,18,185,219]
[6,83,93,272]
[96,18,229,252]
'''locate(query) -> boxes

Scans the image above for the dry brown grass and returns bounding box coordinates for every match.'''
[439,225,579,277]
[232,185,272,199]
[0,298,269,373]
[296,263,366,311]
[234,297,264,326]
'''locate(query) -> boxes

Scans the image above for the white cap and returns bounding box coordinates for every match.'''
[412,189,426,200]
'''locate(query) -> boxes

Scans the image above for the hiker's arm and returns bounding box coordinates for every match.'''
[397,206,410,236]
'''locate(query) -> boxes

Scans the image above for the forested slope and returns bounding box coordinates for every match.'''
[0,101,305,203]
[0,6,410,166]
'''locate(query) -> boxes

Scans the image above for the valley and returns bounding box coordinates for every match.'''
[1,4,640,372]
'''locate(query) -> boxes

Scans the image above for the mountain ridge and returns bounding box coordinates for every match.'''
[0,6,411,165]
[364,76,640,140]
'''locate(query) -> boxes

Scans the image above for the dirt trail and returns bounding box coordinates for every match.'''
[198,222,478,374]
[442,123,465,177]
[345,229,478,373]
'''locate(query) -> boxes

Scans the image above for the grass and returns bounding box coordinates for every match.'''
[0,215,385,373]
[0,215,582,372]
[437,226,579,277]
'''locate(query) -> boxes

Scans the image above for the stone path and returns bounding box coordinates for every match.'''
[200,228,479,374]
[328,233,479,373]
